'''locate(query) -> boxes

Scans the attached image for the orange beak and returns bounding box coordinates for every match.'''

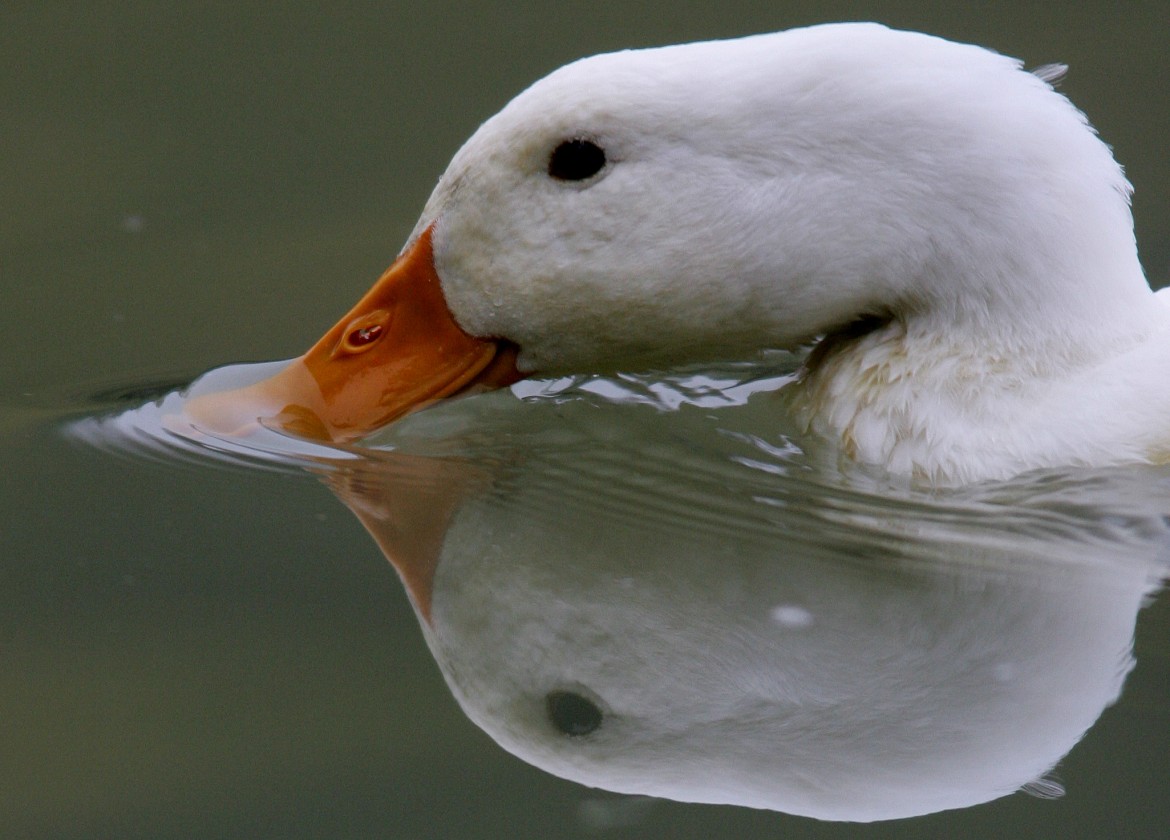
[186,224,524,442]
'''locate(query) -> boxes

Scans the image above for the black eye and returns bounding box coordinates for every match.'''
[548,139,607,181]
[546,690,603,736]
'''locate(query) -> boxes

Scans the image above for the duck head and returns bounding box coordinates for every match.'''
[187,23,1163,479]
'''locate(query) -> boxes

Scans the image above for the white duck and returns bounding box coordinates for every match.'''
[187,23,1170,484]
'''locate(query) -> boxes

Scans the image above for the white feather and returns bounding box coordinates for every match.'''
[404,23,1169,483]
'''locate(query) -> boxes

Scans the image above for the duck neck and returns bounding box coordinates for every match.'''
[792,254,1168,482]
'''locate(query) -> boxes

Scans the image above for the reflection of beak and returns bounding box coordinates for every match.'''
[186,224,524,441]
[322,452,490,624]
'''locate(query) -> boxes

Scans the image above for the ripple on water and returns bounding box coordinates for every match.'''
[64,353,1170,577]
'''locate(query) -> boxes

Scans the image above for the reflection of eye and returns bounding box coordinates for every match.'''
[546,690,603,736]
[548,139,607,182]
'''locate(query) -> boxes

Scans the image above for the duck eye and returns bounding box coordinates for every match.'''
[546,690,603,736]
[548,139,606,181]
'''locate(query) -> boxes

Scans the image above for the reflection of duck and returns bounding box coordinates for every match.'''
[188,23,1170,484]
[77,320,1170,820]
[321,428,1166,822]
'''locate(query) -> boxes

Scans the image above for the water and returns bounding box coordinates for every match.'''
[3,3,1169,838]
[34,357,1170,837]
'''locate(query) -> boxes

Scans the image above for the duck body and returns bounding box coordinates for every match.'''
[189,23,1170,485]
[793,304,1170,483]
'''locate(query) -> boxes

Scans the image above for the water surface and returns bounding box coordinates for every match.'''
[3,3,1168,838]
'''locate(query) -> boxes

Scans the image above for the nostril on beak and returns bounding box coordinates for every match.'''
[338,309,392,355]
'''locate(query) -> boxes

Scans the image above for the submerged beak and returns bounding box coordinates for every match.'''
[187,224,524,442]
